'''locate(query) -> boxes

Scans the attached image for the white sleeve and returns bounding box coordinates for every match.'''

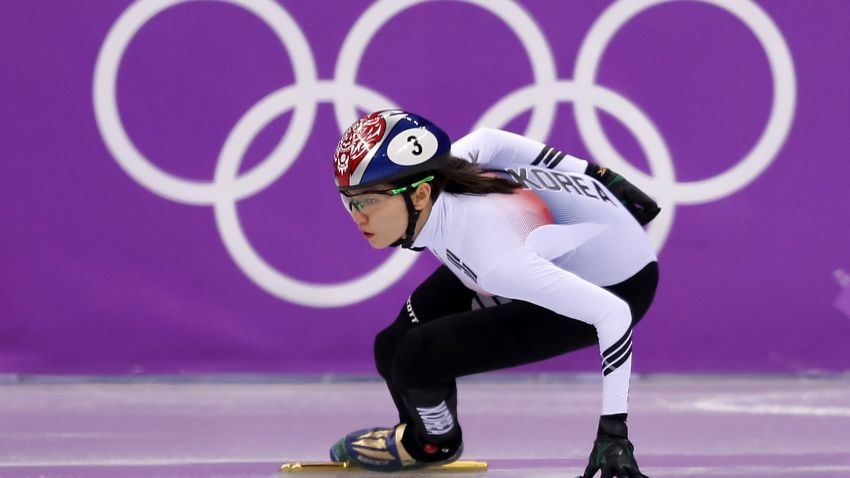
[477,246,634,415]
[451,128,588,174]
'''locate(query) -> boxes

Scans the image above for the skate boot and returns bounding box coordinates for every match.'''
[329,423,463,472]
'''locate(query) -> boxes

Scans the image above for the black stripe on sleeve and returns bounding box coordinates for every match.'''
[547,151,566,169]
[460,264,478,282]
[531,146,552,166]
[446,249,460,263]
[603,337,632,368]
[603,329,632,358]
[540,148,557,167]
[603,344,632,376]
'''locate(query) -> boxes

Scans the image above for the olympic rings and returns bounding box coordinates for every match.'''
[93,0,796,307]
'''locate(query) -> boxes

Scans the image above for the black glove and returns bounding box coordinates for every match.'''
[581,414,649,478]
[585,164,660,225]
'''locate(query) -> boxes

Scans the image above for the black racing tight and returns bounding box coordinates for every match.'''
[374,261,659,462]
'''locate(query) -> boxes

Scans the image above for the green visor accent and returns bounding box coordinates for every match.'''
[389,175,435,195]
[341,175,435,214]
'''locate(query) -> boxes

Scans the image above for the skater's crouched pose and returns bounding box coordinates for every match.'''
[330,110,660,478]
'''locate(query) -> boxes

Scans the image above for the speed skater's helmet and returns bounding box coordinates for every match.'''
[334,110,451,191]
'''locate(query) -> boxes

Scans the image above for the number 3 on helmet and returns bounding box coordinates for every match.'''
[333,110,452,192]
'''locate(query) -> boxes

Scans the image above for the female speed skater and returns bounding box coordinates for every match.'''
[329,109,660,478]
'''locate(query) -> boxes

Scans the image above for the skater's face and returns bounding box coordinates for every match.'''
[343,182,432,249]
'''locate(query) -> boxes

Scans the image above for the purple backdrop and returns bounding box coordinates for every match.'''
[1,0,848,374]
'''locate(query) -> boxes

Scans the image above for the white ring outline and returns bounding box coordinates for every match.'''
[93,0,420,307]
[334,0,559,138]
[93,0,318,205]
[213,81,420,308]
[574,0,796,205]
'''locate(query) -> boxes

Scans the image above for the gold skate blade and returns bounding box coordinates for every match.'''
[280,460,488,472]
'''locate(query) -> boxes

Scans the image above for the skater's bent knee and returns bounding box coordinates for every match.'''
[391,328,434,389]
[374,327,400,380]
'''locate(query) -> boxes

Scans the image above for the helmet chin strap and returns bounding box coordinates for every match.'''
[389,190,423,250]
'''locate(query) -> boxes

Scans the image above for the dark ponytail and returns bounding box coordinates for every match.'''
[392,156,521,201]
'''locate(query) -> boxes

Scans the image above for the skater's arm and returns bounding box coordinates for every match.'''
[451,128,588,173]
[478,246,633,415]
[452,129,661,225]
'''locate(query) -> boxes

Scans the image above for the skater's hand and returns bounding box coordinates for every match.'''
[585,164,660,226]
[581,414,649,478]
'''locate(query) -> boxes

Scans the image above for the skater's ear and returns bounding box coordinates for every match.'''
[412,183,432,211]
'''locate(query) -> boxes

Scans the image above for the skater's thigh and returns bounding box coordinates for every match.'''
[397,301,597,383]
[407,265,477,324]
[375,265,475,374]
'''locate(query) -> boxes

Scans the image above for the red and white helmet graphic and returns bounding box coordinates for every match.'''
[334,110,451,190]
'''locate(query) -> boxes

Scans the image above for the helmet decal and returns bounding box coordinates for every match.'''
[334,109,450,190]
[334,111,388,188]
[386,128,439,166]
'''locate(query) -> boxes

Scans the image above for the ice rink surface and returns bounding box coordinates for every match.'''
[1,374,848,478]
